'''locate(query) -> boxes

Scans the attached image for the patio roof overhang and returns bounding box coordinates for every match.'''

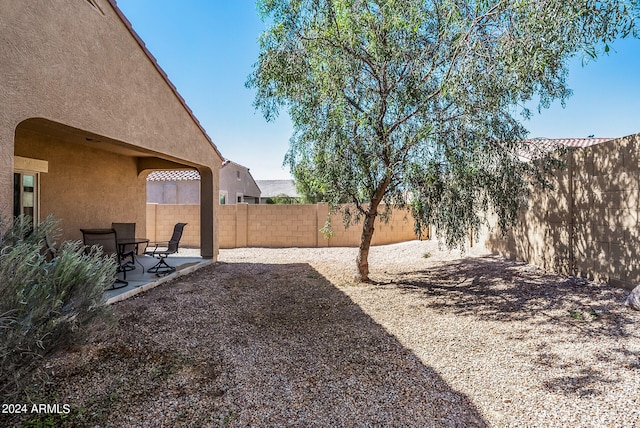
[18,118,205,175]
[14,118,218,260]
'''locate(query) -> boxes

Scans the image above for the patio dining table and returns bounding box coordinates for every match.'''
[117,237,150,273]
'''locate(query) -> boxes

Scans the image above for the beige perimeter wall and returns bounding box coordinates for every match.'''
[148,203,420,249]
[485,133,640,290]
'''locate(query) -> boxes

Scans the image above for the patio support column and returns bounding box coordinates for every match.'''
[1,127,15,220]
[199,167,215,259]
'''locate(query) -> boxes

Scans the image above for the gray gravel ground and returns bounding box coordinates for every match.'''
[218,241,640,427]
[9,240,639,427]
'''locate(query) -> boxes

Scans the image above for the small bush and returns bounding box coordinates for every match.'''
[0,215,116,399]
[266,194,298,204]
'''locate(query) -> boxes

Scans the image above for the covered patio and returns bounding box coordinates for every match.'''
[2,1,223,265]
[104,251,213,305]
[13,118,217,256]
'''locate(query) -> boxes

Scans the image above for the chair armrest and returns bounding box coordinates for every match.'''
[143,241,169,255]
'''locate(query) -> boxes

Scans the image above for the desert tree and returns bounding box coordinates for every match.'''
[249,0,638,281]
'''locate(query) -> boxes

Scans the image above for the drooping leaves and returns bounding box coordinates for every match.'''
[249,0,639,277]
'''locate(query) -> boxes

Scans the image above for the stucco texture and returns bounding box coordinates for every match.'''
[485,133,640,289]
[1,0,222,257]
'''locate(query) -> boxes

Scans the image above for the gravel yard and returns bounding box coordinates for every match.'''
[8,240,640,427]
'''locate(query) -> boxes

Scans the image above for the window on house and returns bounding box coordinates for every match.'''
[236,193,243,203]
[236,170,241,181]
[219,191,228,205]
[13,172,39,230]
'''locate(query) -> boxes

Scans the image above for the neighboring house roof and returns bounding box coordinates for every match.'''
[220,160,261,193]
[107,0,223,161]
[221,159,254,172]
[147,170,201,181]
[527,137,613,150]
[256,180,300,198]
[520,137,614,160]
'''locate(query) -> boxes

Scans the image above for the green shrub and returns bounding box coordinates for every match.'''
[266,194,298,204]
[0,215,116,399]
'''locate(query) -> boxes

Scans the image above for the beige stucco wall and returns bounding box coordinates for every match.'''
[219,163,261,204]
[1,0,222,257]
[147,181,201,205]
[149,203,420,249]
[485,133,640,290]
[15,127,147,243]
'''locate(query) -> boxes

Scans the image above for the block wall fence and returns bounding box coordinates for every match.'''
[147,203,421,250]
[484,133,640,290]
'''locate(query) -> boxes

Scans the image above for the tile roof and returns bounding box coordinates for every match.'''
[520,137,614,160]
[256,180,300,198]
[527,137,613,149]
[146,170,201,181]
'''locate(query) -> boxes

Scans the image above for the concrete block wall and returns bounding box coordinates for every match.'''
[326,206,418,247]
[146,203,201,248]
[148,202,420,250]
[485,133,640,289]
[246,204,321,247]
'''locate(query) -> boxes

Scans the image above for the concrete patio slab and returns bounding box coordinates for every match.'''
[105,253,213,305]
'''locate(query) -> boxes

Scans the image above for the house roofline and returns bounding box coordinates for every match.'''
[107,0,224,161]
[221,160,261,191]
[222,159,251,170]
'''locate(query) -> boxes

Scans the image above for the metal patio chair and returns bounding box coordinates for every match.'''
[143,223,187,276]
[81,228,128,289]
[111,222,138,271]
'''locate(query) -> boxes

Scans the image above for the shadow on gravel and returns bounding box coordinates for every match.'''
[388,255,636,338]
[10,262,487,428]
[208,262,487,427]
[379,255,640,401]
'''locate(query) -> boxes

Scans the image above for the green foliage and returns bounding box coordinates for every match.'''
[569,308,600,321]
[249,0,639,279]
[266,193,299,204]
[0,215,115,399]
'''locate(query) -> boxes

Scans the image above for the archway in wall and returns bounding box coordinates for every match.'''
[14,118,216,259]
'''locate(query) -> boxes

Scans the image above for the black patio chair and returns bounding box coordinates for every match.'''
[111,222,138,271]
[144,223,187,276]
[81,228,128,289]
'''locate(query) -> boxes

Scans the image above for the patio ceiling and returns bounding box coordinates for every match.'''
[18,118,199,172]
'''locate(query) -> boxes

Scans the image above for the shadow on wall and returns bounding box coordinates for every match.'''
[485,158,572,278]
[485,134,640,290]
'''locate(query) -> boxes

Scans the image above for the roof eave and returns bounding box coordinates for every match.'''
[107,0,224,162]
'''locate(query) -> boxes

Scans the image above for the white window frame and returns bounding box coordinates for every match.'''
[13,171,40,226]
[219,190,228,205]
[14,156,47,227]
[236,192,243,203]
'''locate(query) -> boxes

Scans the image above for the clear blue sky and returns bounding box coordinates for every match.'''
[116,0,640,179]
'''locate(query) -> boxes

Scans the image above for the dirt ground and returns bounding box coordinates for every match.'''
[5,240,640,427]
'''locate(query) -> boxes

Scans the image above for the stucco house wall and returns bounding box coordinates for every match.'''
[147,171,201,205]
[14,127,148,240]
[219,161,261,204]
[147,181,201,205]
[1,0,223,258]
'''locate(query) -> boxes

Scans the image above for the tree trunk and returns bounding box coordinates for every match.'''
[354,177,390,283]
[354,210,377,282]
